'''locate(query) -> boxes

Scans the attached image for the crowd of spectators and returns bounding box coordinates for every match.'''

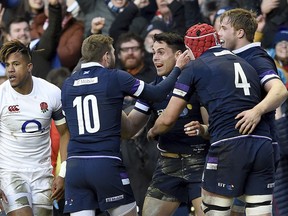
[0,0,287,215]
[0,0,287,79]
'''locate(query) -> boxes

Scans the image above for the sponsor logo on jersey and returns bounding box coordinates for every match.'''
[206,163,217,170]
[218,182,234,190]
[40,102,49,113]
[65,198,74,206]
[120,172,130,185]
[173,88,187,97]
[106,195,124,203]
[8,105,20,113]
[122,178,130,185]
[206,156,218,170]
[267,183,275,188]
[73,77,98,86]
[180,107,188,117]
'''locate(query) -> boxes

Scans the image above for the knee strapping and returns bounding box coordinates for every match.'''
[201,196,232,216]
[108,201,137,216]
[245,195,272,215]
[71,210,95,216]
[231,197,246,213]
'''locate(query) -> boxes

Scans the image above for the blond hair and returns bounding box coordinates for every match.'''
[81,34,114,62]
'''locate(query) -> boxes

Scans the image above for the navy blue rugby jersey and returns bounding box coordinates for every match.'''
[234,42,280,142]
[233,42,279,88]
[135,76,210,155]
[61,62,148,157]
[173,47,271,143]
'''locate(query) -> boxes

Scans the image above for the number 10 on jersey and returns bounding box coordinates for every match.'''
[73,95,100,135]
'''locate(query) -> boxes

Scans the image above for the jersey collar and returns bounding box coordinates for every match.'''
[81,62,104,68]
[233,42,261,54]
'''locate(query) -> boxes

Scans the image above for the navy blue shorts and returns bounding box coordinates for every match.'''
[64,157,135,213]
[146,154,206,203]
[202,136,275,197]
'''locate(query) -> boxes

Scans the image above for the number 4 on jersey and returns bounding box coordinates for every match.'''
[234,63,251,96]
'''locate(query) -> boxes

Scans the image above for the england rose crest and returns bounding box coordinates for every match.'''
[40,102,49,113]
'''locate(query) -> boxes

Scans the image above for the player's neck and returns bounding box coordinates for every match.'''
[14,77,33,95]
[236,39,250,50]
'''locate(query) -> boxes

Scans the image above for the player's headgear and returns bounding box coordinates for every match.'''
[184,23,220,58]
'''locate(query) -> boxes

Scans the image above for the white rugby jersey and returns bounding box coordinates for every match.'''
[0,76,65,170]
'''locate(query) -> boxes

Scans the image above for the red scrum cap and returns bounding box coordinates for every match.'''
[184,23,220,58]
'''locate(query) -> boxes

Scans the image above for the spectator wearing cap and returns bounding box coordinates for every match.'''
[271,27,288,216]
[266,28,288,89]
[212,6,235,32]
[267,28,288,121]
[273,29,288,82]
[143,20,168,54]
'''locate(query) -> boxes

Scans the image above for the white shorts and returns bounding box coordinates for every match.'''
[0,168,53,214]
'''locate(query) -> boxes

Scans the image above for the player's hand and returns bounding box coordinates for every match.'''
[51,176,65,201]
[235,108,261,134]
[147,128,158,142]
[175,50,191,70]
[0,189,8,213]
[184,121,201,136]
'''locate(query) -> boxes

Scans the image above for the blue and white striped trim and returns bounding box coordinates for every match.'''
[133,80,145,97]
[211,135,272,146]
[68,155,122,161]
[260,74,280,85]
[134,101,149,112]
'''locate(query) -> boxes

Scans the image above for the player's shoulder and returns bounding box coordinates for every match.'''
[0,79,9,88]
[246,47,271,61]
[33,76,59,88]
[0,80,10,97]
[235,43,271,60]
[32,76,61,95]
[201,47,237,63]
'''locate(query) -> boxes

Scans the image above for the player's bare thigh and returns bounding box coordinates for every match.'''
[142,196,180,216]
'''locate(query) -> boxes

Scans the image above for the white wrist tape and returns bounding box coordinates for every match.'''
[58,161,66,178]
[202,124,209,137]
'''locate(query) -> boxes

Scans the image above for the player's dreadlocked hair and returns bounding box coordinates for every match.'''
[0,39,32,63]
[184,23,220,59]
